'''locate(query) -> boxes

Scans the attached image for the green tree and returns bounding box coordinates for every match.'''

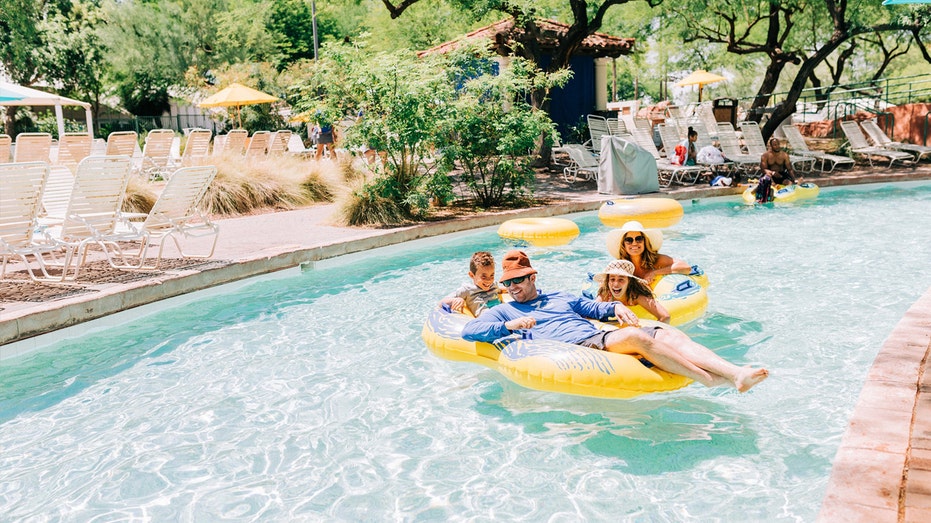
[0,0,45,85]
[267,0,316,65]
[100,0,190,115]
[658,0,931,138]
[440,52,557,207]
[295,40,455,222]
[40,0,108,121]
[0,0,48,134]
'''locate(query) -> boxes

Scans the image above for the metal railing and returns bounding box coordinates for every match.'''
[736,73,931,142]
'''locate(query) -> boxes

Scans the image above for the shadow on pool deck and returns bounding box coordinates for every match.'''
[1,162,930,520]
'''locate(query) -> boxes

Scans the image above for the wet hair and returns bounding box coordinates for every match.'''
[768,137,781,150]
[596,274,655,303]
[617,232,661,270]
[469,251,495,273]
[687,126,697,139]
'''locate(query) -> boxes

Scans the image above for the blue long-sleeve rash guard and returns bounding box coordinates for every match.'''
[461,290,619,344]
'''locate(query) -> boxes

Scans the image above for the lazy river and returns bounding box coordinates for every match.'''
[1,181,929,521]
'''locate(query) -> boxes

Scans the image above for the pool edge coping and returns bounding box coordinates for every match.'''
[817,286,931,522]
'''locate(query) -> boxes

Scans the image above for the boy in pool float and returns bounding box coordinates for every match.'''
[462,250,768,392]
[439,251,503,317]
[595,259,671,324]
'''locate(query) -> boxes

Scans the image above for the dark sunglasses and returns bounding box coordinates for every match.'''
[501,275,529,287]
[623,235,645,245]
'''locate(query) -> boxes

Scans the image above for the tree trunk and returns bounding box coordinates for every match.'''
[761,35,847,140]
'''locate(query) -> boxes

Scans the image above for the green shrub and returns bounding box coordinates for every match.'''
[440,55,557,207]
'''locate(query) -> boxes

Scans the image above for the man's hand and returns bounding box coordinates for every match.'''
[614,304,641,327]
[505,316,537,331]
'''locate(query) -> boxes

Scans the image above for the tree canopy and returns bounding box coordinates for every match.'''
[0,0,928,139]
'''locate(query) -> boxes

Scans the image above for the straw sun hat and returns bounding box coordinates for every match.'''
[605,220,664,259]
[593,259,648,285]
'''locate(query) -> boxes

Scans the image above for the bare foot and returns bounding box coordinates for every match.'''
[735,367,769,393]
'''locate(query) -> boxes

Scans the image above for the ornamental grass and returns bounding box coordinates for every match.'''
[200,152,339,215]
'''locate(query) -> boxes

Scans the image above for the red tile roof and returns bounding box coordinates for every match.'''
[418,18,635,58]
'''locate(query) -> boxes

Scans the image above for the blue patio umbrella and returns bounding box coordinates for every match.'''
[882,0,931,4]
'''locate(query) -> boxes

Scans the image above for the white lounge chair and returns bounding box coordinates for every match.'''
[287,134,314,156]
[140,129,178,179]
[0,162,62,282]
[38,166,76,227]
[655,123,712,184]
[245,131,271,159]
[105,131,138,157]
[606,118,629,136]
[116,165,219,270]
[180,129,212,166]
[57,133,93,172]
[13,133,53,163]
[715,122,760,175]
[562,144,598,183]
[268,130,292,156]
[839,120,914,168]
[41,155,137,281]
[0,134,11,163]
[859,119,931,162]
[740,121,815,174]
[780,124,854,174]
[629,127,704,188]
[695,102,720,139]
[216,129,248,156]
[586,115,610,155]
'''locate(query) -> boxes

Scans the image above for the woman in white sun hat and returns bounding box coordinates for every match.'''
[606,220,692,284]
[594,259,670,323]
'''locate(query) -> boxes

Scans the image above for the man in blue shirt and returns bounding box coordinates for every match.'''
[462,250,768,392]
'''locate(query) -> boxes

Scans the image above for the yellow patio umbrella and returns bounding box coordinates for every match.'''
[199,83,279,128]
[676,70,728,102]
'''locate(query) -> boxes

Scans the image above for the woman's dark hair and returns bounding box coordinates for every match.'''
[687,126,697,139]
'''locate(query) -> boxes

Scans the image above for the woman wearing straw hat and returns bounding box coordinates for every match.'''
[606,221,692,284]
[594,260,670,323]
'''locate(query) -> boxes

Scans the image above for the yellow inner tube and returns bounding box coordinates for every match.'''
[599,198,683,229]
[582,270,710,327]
[497,217,580,247]
[742,182,820,204]
[422,309,692,399]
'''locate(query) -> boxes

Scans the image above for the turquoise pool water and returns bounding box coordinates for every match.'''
[1,182,930,521]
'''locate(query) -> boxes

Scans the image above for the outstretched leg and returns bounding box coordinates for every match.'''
[603,329,722,387]
[654,328,768,392]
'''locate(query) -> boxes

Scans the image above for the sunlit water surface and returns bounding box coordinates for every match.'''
[1,182,930,521]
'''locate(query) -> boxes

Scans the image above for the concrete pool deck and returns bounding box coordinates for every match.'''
[1,164,930,520]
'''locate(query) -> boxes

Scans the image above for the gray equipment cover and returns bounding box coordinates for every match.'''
[597,135,659,194]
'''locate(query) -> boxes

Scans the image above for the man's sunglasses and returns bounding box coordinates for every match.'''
[623,235,645,244]
[501,275,529,287]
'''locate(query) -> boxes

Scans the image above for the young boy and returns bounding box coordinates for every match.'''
[439,251,503,317]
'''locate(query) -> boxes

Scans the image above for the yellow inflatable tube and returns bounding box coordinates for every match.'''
[422,308,692,399]
[497,217,580,247]
[742,182,820,204]
[599,198,683,229]
[581,269,709,327]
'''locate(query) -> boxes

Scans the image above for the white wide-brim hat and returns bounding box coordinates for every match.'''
[606,220,664,259]
[593,259,649,285]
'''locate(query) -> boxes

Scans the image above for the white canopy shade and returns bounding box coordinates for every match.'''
[0,81,94,138]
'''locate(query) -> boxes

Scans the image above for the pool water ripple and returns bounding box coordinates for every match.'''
[1,182,930,520]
